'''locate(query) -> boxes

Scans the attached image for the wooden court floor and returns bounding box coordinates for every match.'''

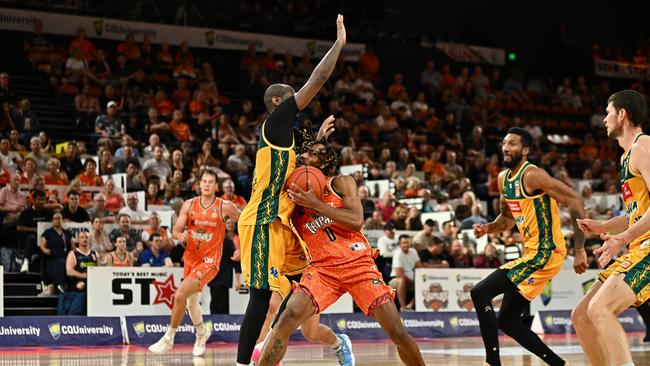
[1,333,650,365]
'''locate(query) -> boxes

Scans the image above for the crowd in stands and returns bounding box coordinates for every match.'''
[1,19,647,313]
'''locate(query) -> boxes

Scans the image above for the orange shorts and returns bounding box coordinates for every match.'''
[296,256,394,316]
[184,260,219,291]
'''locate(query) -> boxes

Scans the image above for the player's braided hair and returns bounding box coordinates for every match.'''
[295,123,340,174]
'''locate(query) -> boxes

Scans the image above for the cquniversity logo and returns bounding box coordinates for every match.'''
[336,319,347,330]
[133,322,145,338]
[48,322,61,340]
[204,320,213,333]
[449,316,459,328]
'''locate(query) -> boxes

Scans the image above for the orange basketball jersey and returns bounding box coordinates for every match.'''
[291,177,371,267]
[185,196,226,267]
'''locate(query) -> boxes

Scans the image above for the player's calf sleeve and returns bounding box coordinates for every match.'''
[237,288,272,364]
[186,293,204,333]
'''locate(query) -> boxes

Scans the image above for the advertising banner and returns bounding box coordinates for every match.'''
[0,8,365,60]
[435,42,506,66]
[0,316,122,346]
[88,267,184,316]
[595,60,650,80]
[530,269,600,313]
[415,268,501,312]
[0,266,3,317]
[535,309,645,334]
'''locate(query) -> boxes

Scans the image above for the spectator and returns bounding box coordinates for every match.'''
[14,99,39,138]
[226,144,253,195]
[95,101,122,137]
[472,243,502,268]
[101,179,125,214]
[208,236,242,314]
[61,190,90,223]
[143,145,172,183]
[221,178,247,209]
[17,190,52,272]
[25,136,49,172]
[413,219,436,251]
[137,233,172,267]
[8,129,25,152]
[88,216,112,265]
[67,27,96,62]
[118,193,150,224]
[98,148,115,175]
[66,179,92,209]
[115,135,140,159]
[440,220,458,245]
[114,145,137,174]
[149,89,175,119]
[109,213,144,256]
[146,182,163,205]
[0,173,26,225]
[87,194,113,222]
[61,231,97,315]
[405,206,423,231]
[459,204,488,230]
[358,45,379,80]
[357,186,375,220]
[449,239,473,268]
[77,159,104,187]
[20,157,40,184]
[0,158,10,186]
[0,137,22,173]
[377,222,398,280]
[388,204,409,230]
[43,158,69,185]
[581,184,599,214]
[39,212,72,295]
[125,161,147,192]
[106,235,135,266]
[390,234,423,310]
[59,144,83,181]
[141,212,172,251]
[364,209,384,230]
[418,236,452,268]
[168,109,191,142]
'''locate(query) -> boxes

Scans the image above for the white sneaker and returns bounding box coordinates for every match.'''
[149,335,174,354]
[20,260,29,273]
[192,324,212,357]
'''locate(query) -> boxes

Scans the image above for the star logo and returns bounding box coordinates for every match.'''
[152,275,178,309]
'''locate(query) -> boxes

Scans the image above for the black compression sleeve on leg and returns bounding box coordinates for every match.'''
[497,290,565,366]
[237,288,273,364]
[470,269,516,366]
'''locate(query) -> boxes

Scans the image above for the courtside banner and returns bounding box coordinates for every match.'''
[0,316,122,346]
[536,309,645,334]
[0,8,365,60]
[530,269,600,313]
[124,315,306,345]
[88,267,184,316]
[415,268,501,312]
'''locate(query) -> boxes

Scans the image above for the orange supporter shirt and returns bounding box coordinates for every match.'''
[359,53,379,76]
[117,43,141,60]
[422,161,446,177]
[44,173,67,185]
[169,120,190,141]
[77,172,104,187]
[68,39,96,61]
[0,169,9,186]
[150,98,175,116]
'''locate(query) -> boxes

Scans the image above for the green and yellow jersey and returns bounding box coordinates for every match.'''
[620,133,650,250]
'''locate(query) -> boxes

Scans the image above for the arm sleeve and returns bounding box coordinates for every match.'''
[263,96,299,148]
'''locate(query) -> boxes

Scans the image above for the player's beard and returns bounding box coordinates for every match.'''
[608,120,623,139]
[503,150,523,169]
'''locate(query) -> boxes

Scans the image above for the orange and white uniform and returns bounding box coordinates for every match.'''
[291,177,393,316]
[184,196,226,289]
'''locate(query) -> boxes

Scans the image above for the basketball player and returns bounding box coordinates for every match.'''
[237,14,347,366]
[573,90,649,366]
[471,127,587,366]
[149,169,240,356]
[257,138,425,366]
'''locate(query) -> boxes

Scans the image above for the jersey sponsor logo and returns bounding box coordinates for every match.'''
[191,230,213,242]
[191,219,219,228]
[621,260,633,269]
[304,213,334,235]
[507,201,522,212]
[514,180,521,197]
[350,242,366,252]
[622,182,633,201]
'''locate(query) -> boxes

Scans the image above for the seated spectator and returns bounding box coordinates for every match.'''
[64,46,91,85]
[61,190,90,223]
[141,212,172,250]
[405,206,423,231]
[107,235,135,266]
[389,234,423,310]
[39,212,72,295]
[95,101,122,137]
[87,194,112,222]
[60,231,97,315]
[25,136,49,173]
[460,203,488,230]
[388,204,409,230]
[29,176,61,211]
[358,186,375,220]
[376,191,397,222]
[137,233,172,267]
[76,159,104,187]
[363,208,384,230]
[59,143,83,180]
[20,157,40,184]
[0,158,10,186]
[418,236,452,268]
[143,145,172,184]
[118,193,150,224]
[376,222,398,281]
[0,173,26,225]
[146,182,164,205]
[8,129,26,151]
[125,161,146,192]
[66,179,92,209]
[413,219,436,251]
[98,148,115,175]
[473,243,502,268]
[115,145,138,174]
[149,89,175,118]
[449,239,473,268]
[168,109,191,142]
[115,135,140,159]
[117,33,141,64]
[0,137,23,173]
[43,158,69,185]
[68,27,96,62]
[440,220,458,245]
[14,99,39,138]
[194,140,220,171]
[109,213,144,256]
[17,190,53,272]
[220,178,247,209]
[225,144,252,195]
[88,216,112,265]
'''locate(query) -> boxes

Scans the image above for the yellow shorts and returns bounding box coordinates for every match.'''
[599,245,650,307]
[500,250,564,301]
[239,219,308,294]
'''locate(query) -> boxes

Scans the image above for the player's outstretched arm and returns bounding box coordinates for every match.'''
[474,171,515,238]
[221,200,241,222]
[523,166,588,273]
[172,199,191,243]
[294,14,346,110]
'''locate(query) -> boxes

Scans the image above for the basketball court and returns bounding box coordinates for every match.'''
[2,333,650,365]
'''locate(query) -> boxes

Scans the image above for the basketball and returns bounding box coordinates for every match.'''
[285,166,328,200]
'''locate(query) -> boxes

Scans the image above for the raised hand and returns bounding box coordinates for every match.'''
[473,223,488,239]
[316,115,336,141]
[336,14,346,46]
[594,233,627,268]
[577,218,605,234]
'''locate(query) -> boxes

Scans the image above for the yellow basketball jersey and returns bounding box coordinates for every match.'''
[620,133,650,250]
[502,162,566,255]
[239,122,297,226]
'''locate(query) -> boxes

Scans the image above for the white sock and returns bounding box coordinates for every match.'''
[621,363,635,366]
[235,363,250,366]
[331,336,342,350]
[164,327,177,341]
